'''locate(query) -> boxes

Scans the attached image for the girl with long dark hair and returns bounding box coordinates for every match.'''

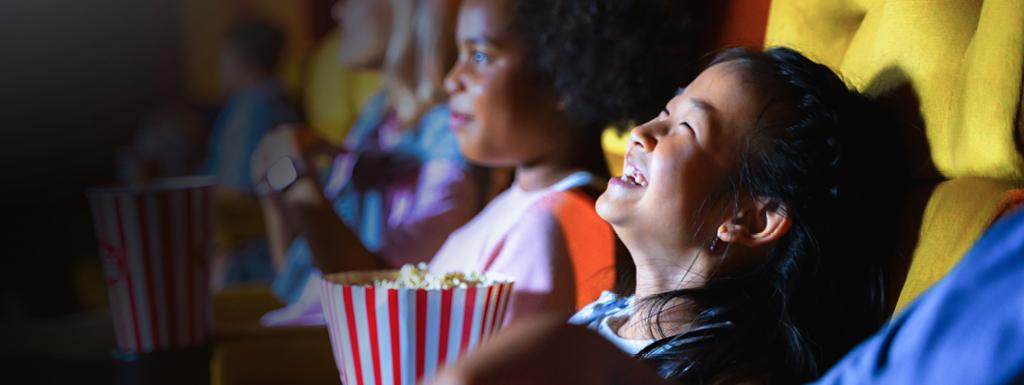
[564,47,907,384]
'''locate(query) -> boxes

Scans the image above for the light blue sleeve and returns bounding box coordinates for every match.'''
[199,100,232,178]
[811,209,1024,385]
[234,99,274,190]
[271,237,314,304]
[202,92,279,191]
[568,291,630,329]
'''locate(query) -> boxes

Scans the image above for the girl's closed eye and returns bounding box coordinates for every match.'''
[681,121,694,133]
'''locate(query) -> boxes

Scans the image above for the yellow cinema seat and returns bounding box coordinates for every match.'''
[304,29,381,145]
[764,0,1024,312]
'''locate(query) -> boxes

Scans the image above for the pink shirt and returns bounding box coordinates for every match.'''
[430,172,616,325]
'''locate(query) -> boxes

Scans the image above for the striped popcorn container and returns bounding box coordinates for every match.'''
[87,176,215,355]
[320,271,515,385]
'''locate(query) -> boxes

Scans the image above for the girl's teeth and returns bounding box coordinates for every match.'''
[618,167,647,187]
[629,169,646,187]
[635,173,647,187]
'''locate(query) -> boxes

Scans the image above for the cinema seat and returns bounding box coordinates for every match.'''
[764,0,1024,312]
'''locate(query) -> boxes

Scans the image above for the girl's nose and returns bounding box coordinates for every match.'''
[443,61,466,95]
[630,119,664,152]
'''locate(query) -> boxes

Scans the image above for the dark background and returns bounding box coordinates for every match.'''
[0,2,769,382]
[0,0,346,320]
[1,0,185,318]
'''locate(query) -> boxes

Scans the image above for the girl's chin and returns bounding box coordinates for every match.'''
[595,193,635,226]
[454,135,492,165]
[597,180,642,210]
[458,146,515,169]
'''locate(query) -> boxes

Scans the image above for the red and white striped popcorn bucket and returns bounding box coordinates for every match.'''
[87,176,215,354]
[320,271,515,385]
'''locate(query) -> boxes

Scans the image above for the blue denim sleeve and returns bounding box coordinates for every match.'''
[811,209,1024,385]
[271,237,313,304]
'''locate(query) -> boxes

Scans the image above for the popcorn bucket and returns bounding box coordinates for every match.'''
[87,176,215,354]
[320,270,515,385]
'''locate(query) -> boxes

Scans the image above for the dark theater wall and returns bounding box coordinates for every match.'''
[0,0,183,317]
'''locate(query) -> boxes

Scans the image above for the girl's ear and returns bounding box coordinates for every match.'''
[716,199,791,249]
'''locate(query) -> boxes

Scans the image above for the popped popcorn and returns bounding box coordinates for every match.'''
[374,263,492,289]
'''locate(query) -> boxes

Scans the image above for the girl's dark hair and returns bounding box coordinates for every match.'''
[512,0,703,294]
[636,47,908,384]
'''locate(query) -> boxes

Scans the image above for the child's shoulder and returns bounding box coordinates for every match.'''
[528,188,607,230]
[532,188,597,213]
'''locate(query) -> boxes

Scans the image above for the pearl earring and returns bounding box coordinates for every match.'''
[709,236,723,253]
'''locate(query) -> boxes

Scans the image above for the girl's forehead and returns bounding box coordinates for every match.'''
[457,0,515,42]
[685,63,767,121]
[667,62,775,163]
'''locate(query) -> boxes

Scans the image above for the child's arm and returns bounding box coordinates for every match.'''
[429,314,671,385]
[259,194,295,273]
[252,126,383,274]
[277,176,384,273]
[375,160,480,267]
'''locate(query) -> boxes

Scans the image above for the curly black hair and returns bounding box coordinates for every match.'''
[635,47,909,384]
[512,0,703,132]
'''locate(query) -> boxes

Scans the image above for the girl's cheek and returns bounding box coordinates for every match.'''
[464,71,490,96]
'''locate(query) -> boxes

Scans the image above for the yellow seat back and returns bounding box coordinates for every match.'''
[303,29,381,145]
[765,0,1024,311]
[766,0,1023,179]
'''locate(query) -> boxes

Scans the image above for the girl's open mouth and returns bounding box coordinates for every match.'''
[622,152,648,187]
[619,166,647,187]
[611,152,648,189]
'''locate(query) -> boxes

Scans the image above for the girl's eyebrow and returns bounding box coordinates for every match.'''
[688,98,714,114]
[462,35,503,48]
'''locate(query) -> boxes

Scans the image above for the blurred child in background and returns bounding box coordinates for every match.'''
[204,19,299,288]
[252,0,482,325]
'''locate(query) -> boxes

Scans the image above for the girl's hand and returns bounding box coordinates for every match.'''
[251,125,305,186]
[427,315,671,385]
[350,151,421,190]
